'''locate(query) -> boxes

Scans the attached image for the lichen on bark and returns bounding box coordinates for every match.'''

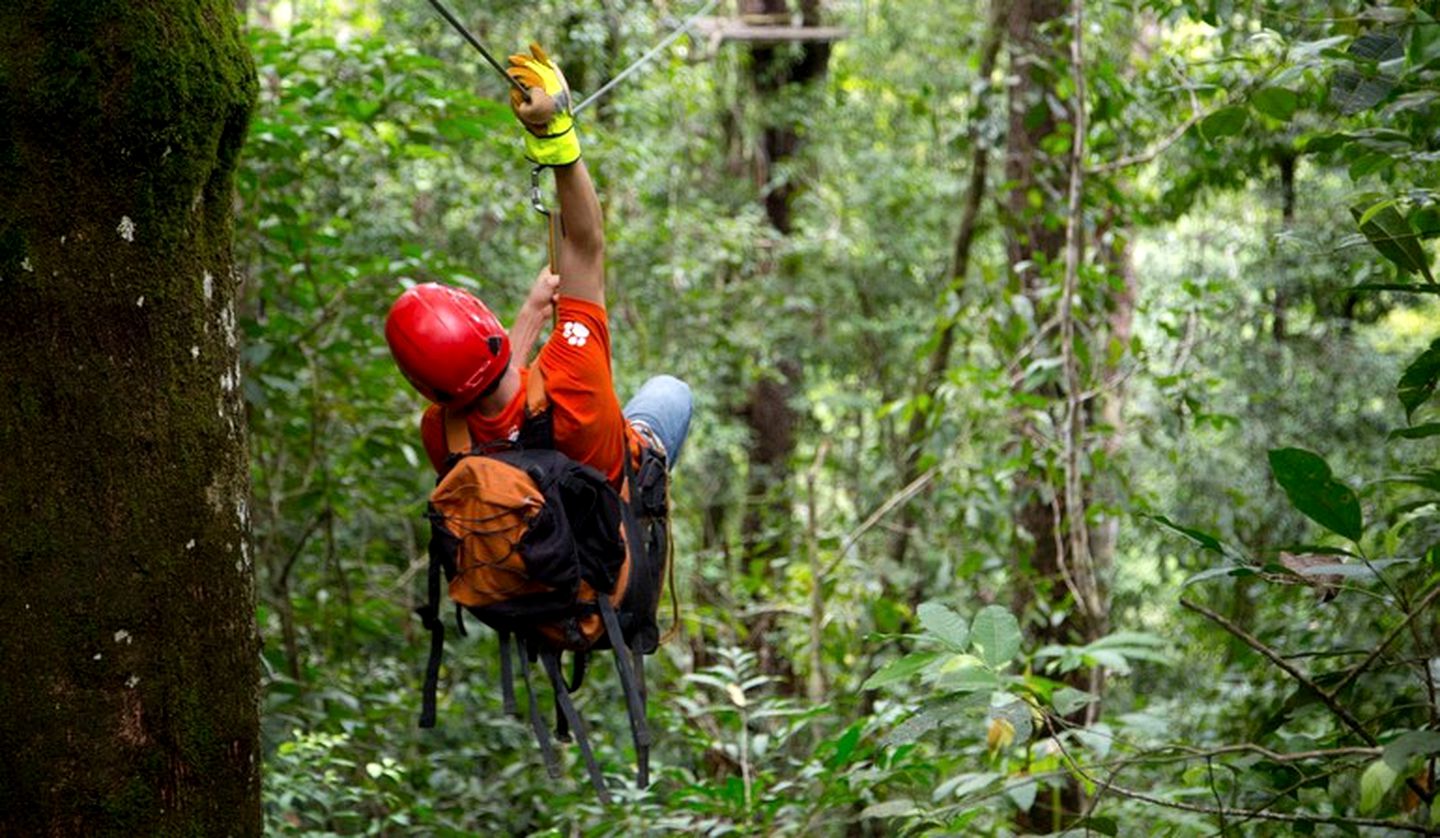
[0,2,262,834]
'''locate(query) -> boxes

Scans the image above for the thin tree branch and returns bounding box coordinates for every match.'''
[1044,714,1433,834]
[1326,583,1440,699]
[1180,598,1434,804]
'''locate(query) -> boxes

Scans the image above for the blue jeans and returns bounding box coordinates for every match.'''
[623,375,693,469]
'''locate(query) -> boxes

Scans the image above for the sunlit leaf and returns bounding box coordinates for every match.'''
[863,652,942,690]
[1359,759,1398,813]
[970,606,1022,668]
[917,602,970,651]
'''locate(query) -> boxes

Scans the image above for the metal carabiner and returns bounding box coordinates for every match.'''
[531,166,560,278]
[530,165,550,219]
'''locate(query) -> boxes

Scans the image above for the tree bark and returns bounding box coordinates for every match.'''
[1005,0,1080,642]
[739,0,832,684]
[0,2,260,833]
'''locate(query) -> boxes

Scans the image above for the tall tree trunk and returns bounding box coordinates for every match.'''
[1004,0,1077,642]
[0,2,260,833]
[739,0,831,682]
[1002,0,1094,829]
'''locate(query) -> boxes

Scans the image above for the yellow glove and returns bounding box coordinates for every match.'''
[507,43,581,167]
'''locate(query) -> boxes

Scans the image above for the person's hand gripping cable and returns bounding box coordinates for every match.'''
[507,44,581,167]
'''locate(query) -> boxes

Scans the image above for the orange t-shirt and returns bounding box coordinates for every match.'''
[420,296,636,485]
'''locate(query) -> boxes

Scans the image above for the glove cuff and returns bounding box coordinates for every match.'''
[524,125,582,167]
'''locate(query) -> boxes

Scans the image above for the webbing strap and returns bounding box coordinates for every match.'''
[519,637,561,779]
[499,630,518,718]
[599,594,651,787]
[568,650,588,693]
[418,545,445,729]
[443,407,471,455]
[633,649,649,788]
[541,650,611,803]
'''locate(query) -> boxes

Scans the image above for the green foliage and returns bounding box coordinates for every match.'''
[1267,448,1364,541]
[236,0,1440,833]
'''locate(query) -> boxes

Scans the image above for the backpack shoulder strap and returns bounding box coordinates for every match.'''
[443,407,472,455]
[525,366,549,416]
[518,368,555,450]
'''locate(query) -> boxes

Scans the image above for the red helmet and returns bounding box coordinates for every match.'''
[385,283,512,406]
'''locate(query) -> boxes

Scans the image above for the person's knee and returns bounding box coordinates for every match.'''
[655,375,692,406]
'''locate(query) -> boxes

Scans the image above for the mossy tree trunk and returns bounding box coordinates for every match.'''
[0,2,260,833]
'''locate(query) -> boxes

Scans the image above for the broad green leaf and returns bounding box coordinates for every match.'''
[1079,816,1119,837]
[1350,202,1436,283]
[934,772,1002,803]
[917,602,969,651]
[1200,106,1248,141]
[1268,448,1364,541]
[1398,339,1440,421]
[1085,631,1168,651]
[1086,649,1132,675]
[863,651,941,690]
[1053,687,1098,716]
[1359,759,1398,813]
[1389,423,1440,441]
[1251,87,1298,121]
[1359,198,1400,227]
[1414,205,1440,237]
[826,724,862,769]
[859,799,919,819]
[1183,565,1255,586]
[935,664,1001,693]
[1005,778,1038,812]
[1383,730,1440,771]
[970,606,1022,668]
[1149,515,1225,554]
[1409,11,1440,70]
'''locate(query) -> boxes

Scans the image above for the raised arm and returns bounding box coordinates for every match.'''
[509,267,560,363]
[508,45,605,304]
[550,159,604,303]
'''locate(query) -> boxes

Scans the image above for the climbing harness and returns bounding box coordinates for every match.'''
[422,0,724,269]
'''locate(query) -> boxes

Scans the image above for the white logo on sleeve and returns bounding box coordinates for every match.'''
[562,321,590,347]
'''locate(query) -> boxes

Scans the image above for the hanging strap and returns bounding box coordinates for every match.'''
[633,648,649,788]
[499,630,518,718]
[599,594,651,788]
[541,649,611,803]
[443,407,472,455]
[417,539,445,729]
[519,636,561,779]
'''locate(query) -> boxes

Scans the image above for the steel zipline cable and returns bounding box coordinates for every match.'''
[573,0,723,115]
[423,0,723,113]
[422,0,531,99]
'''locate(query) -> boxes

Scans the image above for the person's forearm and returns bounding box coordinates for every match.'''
[553,159,604,301]
[509,301,549,365]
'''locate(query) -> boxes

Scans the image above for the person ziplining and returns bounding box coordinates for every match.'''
[383,40,692,801]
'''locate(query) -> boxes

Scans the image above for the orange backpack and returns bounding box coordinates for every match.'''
[416,371,671,801]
